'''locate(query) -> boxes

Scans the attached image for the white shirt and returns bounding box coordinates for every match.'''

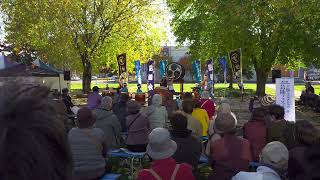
[232,166,281,180]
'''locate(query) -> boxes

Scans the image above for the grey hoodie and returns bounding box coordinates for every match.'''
[145,94,168,130]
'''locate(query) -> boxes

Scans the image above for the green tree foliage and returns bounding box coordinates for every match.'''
[1,0,167,93]
[167,0,320,96]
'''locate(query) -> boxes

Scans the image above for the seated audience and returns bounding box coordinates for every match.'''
[126,100,150,152]
[62,88,74,114]
[138,128,196,180]
[199,91,216,119]
[69,107,107,180]
[304,144,320,179]
[288,120,320,180]
[192,99,209,136]
[170,112,202,169]
[243,108,267,161]
[182,99,203,137]
[300,82,315,106]
[208,113,252,180]
[145,94,168,129]
[232,141,289,180]
[267,104,295,150]
[94,96,123,149]
[87,86,102,110]
[0,85,72,180]
[113,93,129,132]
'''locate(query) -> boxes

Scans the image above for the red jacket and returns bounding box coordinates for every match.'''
[209,134,252,180]
[199,99,215,118]
[138,158,195,180]
[243,120,267,161]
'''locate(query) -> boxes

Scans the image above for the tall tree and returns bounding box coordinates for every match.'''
[1,0,167,93]
[167,0,320,96]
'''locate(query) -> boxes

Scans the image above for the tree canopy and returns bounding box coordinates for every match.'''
[167,0,320,96]
[1,0,167,92]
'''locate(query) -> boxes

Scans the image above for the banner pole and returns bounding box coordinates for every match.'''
[240,48,244,102]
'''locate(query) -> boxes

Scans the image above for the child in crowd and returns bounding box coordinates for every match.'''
[145,94,168,130]
[288,120,320,180]
[208,113,252,180]
[0,84,73,180]
[69,107,107,180]
[243,108,267,161]
[170,112,202,169]
[138,128,196,180]
[182,99,203,137]
[126,100,150,152]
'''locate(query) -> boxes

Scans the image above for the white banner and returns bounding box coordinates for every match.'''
[276,78,295,122]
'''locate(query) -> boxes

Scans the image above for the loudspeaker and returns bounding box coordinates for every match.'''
[272,70,281,83]
[64,71,71,81]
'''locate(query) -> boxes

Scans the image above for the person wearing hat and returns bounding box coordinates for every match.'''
[198,91,216,119]
[232,141,289,180]
[87,86,102,110]
[68,107,108,180]
[94,96,123,149]
[267,104,295,150]
[138,128,196,180]
[170,112,202,169]
[248,95,275,112]
[126,100,150,152]
[208,113,252,180]
[243,108,268,161]
[113,93,130,132]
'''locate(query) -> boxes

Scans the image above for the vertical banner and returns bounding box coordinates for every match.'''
[134,60,142,84]
[117,53,127,84]
[276,78,295,122]
[206,59,214,91]
[147,60,155,92]
[159,60,168,78]
[230,49,243,90]
[218,56,227,83]
[141,63,148,83]
[192,60,202,84]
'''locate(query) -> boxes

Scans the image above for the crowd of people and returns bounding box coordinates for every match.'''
[0,83,320,180]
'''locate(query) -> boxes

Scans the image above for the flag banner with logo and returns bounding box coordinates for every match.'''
[147,60,155,92]
[229,49,243,89]
[141,63,148,83]
[218,56,227,83]
[192,60,202,84]
[117,53,127,83]
[206,59,214,91]
[134,60,142,84]
[159,60,168,78]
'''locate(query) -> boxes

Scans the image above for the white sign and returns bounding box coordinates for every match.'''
[276,78,295,122]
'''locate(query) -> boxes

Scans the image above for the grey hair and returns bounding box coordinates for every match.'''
[201,91,210,99]
[101,96,113,110]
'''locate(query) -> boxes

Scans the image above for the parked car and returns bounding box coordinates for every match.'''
[91,76,98,80]
[71,76,81,81]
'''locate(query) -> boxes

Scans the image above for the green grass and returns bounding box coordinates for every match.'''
[295,85,320,95]
[70,82,276,96]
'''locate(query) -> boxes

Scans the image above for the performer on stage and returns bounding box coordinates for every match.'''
[201,74,214,99]
[120,82,128,93]
[136,84,143,93]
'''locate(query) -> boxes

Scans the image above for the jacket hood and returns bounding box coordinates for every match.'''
[152,94,162,106]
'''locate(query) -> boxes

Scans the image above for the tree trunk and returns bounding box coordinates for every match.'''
[82,59,92,94]
[256,67,268,97]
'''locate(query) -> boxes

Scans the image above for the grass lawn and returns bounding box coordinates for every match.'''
[71,82,276,96]
[295,85,320,95]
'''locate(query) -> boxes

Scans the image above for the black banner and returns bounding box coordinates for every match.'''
[117,53,127,83]
[229,49,241,75]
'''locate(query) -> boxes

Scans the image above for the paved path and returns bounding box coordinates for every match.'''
[266,84,301,98]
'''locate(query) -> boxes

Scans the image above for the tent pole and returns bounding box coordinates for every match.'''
[59,74,62,94]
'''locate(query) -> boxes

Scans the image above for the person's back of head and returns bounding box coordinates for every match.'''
[92,86,100,93]
[183,92,193,100]
[182,99,194,114]
[62,88,69,95]
[214,113,237,135]
[77,107,96,128]
[127,100,141,114]
[250,107,267,122]
[152,94,162,106]
[0,84,72,180]
[119,93,129,103]
[170,112,188,131]
[218,103,231,114]
[295,120,320,146]
[201,91,210,99]
[269,104,285,120]
[193,99,201,108]
[100,96,113,110]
